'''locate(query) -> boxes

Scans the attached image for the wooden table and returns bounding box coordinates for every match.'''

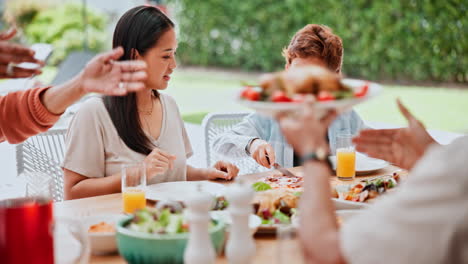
[55,165,402,263]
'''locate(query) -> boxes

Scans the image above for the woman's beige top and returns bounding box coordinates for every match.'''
[62,94,193,185]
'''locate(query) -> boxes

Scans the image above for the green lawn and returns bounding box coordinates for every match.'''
[165,68,468,133]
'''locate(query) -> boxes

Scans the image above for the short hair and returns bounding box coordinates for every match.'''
[282,24,343,73]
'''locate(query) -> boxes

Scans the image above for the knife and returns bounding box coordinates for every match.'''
[266,154,297,177]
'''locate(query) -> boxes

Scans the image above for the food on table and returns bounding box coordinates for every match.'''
[125,207,212,235]
[239,65,369,103]
[88,222,115,233]
[251,182,272,192]
[212,196,229,211]
[262,172,304,191]
[155,200,184,214]
[251,187,300,225]
[334,172,401,203]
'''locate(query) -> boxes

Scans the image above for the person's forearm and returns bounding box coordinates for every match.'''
[186,165,208,181]
[68,173,121,200]
[300,161,345,264]
[41,73,85,115]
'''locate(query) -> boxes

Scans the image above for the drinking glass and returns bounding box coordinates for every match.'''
[121,162,147,214]
[276,224,304,264]
[336,133,356,181]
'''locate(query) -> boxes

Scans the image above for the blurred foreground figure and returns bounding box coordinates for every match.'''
[276,97,468,264]
[0,28,148,144]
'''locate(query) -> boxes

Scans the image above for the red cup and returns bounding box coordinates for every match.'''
[0,197,54,264]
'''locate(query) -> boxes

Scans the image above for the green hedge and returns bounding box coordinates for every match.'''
[23,3,108,65]
[169,0,467,83]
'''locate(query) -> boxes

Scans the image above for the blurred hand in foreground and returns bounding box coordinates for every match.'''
[353,99,437,170]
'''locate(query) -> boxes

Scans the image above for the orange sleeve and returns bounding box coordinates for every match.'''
[0,86,61,144]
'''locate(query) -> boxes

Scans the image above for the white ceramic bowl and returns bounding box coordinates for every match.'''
[83,214,124,255]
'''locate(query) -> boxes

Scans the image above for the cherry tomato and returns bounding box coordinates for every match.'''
[240,86,252,99]
[271,91,292,102]
[354,83,369,98]
[317,91,335,101]
[245,89,261,101]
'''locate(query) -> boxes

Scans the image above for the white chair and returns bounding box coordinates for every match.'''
[202,112,266,175]
[16,128,67,202]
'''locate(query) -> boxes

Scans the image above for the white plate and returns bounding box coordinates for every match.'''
[210,211,261,236]
[332,198,369,210]
[237,79,382,117]
[146,181,226,202]
[329,152,389,175]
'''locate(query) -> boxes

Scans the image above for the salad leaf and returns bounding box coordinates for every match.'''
[273,210,290,224]
[166,214,183,234]
[252,182,272,192]
[293,191,303,197]
[158,209,171,227]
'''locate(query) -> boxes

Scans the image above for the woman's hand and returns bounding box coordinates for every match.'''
[144,148,176,180]
[276,97,337,156]
[249,139,276,168]
[353,99,436,170]
[79,47,148,96]
[206,161,239,181]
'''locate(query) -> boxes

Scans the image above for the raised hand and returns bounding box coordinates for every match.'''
[144,148,176,180]
[80,47,148,96]
[206,161,239,181]
[249,139,276,168]
[0,28,43,78]
[353,99,436,170]
[276,96,337,156]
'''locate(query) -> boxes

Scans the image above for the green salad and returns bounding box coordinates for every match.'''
[126,207,216,235]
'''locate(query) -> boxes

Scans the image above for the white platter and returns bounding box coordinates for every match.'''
[145,181,226,202]
[237,79,382,117]
[329,152,389,175]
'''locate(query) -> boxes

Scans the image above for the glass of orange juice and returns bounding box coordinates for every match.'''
[122,162,146,214]
[336,134,356,181]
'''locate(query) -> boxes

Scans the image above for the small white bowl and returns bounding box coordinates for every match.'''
[83,214,124,255]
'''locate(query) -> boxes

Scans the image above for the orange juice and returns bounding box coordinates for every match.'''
[337,148,356,180]
[123,189,146,213]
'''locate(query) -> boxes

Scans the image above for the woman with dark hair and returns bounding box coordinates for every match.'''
[61,6,239,200]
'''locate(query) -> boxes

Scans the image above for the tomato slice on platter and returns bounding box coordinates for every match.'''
[317,91,335,101]
[354,83,369,98]
[271,91,292,102]
[240,87,261,101]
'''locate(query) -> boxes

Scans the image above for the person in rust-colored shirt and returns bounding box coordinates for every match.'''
[0,28,148,143]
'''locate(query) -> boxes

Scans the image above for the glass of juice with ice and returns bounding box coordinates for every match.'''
[122,162,146,214]
[336,134,356,181]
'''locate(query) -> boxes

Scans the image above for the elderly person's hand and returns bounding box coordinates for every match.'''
[276,96,338,156]
[79,47,147,96]
[206,161,239,181]
[0,28,43,78]
[353,99,436,170]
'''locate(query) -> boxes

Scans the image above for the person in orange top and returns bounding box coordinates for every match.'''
[0,28,148,144]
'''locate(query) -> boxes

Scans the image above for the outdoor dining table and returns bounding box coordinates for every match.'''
[54,165,404,263]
